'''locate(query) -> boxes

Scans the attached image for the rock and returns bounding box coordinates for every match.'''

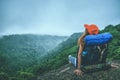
[37,61,120,80]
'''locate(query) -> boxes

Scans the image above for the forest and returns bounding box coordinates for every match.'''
[0,24,120,80]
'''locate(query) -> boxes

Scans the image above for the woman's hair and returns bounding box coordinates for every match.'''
[77,29,89,46]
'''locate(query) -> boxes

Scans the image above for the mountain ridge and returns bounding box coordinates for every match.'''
[35,24,120,80]
[0,34,68,77]
[0,24,120,80]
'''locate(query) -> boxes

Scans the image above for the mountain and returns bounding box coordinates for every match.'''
[0,24,120,80]
[0,34,67,77]
[32,32,83,74]
[34,24,120,79]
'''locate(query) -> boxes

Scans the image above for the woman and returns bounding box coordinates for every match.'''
[69,24,119,76]
[68,24,99,76]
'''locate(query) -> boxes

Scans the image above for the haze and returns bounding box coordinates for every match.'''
[0,0,120,36]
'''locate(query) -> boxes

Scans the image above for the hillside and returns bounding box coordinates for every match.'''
[35,24,120,80]
[37,61,120,80]
[0,24,120,80]
[33,32,83,75]
[0,34,67,78]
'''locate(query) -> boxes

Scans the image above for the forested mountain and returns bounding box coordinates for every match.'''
[0,24,120,80]
[100,24,120,60]
[0,34,67,79]
[34,24,120,78]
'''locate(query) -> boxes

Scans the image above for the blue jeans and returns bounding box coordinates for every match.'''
[68,55,77,67]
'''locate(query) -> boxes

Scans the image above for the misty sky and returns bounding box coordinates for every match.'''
[0,0,120,36]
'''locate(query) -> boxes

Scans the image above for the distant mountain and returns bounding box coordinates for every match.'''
[1,34,67,52]
[47,32,83,56]
[0,34,67,76]
[33,32,83,75]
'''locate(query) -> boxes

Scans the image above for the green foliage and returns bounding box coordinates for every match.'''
[0,34,67,78]
[0,24,120,79]
[101,24,120,60]
[0,72,9,80]
[34,24,120,75]
[17,71,36,80]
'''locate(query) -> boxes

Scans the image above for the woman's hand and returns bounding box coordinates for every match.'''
[74,69,83,76]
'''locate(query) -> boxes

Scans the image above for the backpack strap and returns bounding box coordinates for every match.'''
[97,44,108,63]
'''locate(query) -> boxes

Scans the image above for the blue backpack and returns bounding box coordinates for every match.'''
[81,33,113,65]
[84,33,113,46]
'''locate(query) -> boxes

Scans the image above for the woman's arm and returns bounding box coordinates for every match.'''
[74,43,84,76]
[74,36,84,75]
[74,31,86,75]
[77,43,83,69]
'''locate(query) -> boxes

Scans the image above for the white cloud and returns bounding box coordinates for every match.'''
[0,0,120,36]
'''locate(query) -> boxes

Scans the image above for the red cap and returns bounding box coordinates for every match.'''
[84,24,99,35]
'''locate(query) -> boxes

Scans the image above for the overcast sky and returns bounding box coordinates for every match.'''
[0,0,120,36]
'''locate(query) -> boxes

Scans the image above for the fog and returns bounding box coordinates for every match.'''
[0,0,120,36]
